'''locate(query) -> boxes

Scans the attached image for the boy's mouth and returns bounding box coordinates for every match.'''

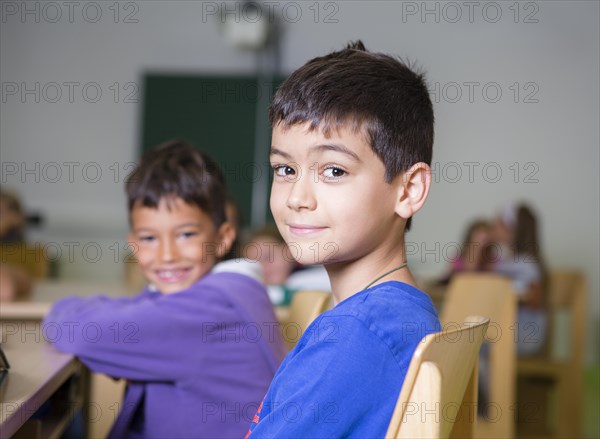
[287,224,328,237]
[154,268,191,283]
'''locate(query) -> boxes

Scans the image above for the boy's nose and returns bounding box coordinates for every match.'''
[159,239,179,262]
[286,176,316,211]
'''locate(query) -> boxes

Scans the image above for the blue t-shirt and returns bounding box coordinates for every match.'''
[246,281,441,438]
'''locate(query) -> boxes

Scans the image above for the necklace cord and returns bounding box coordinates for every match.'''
[363,262,408,291]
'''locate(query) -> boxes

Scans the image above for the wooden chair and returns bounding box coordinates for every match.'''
[281,290,332,348]
[440,273,517,439]
[516,270,586,438]
[0,243,49,278]
[386,316,490,439]
[87,374,127,438]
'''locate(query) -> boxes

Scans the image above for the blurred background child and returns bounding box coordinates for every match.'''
[244,224,296,305]
[439,219,493,286]
[0,190,26,244]
[0,190,33,302]
[493,203,548,356]
[244,224,332,306]
[453,219,493,273]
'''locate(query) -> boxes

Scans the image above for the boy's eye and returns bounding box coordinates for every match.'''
[273,165,296,177]
[179,231,198,239]
[323,166,346,179]
[139,235,155,243]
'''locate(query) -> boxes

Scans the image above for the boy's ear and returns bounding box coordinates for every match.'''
[216,222,236,258]
[394,162,432,221]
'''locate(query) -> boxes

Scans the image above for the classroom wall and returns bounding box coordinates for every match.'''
[1,1,598,362]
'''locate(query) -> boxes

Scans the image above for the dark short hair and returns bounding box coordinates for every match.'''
[125,140,227,227]
[269,40,434,230]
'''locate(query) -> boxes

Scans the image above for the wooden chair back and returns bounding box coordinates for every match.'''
[544,271,586,364]
[386,316,490,439]
[440,273,517,439]
[283,290,331,348]
[517,270,586,438]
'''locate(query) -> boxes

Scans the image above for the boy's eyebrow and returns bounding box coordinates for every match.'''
[270,147,291,159]
[173,223,202,229]
[270,144,361,162]
[132,223,201,232]
[131,226,160,234]
[312,143,361,162]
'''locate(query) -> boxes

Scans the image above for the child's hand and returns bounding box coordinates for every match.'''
[524,282,544,309]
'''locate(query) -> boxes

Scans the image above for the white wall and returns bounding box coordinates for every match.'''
[1,1,598,362]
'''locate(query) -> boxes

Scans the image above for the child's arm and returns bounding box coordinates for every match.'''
[42,283,235,382]
[520,281,544,309]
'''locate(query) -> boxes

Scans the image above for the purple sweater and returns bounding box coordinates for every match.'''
[43,271,286,439]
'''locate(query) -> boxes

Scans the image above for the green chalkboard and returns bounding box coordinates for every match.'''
[141,74,285,226]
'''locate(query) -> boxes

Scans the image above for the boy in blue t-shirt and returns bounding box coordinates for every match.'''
[246,40,442,438]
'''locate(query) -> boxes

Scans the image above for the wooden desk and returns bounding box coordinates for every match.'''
[0,281,135,439]
[0,303,51,322]
[0,323,88,439]
[31,280,136,302]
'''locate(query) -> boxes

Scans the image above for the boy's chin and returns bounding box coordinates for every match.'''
[153,283,186,294]
[284,242,341,267]
[291,256,316,266]
[153,277,204,295]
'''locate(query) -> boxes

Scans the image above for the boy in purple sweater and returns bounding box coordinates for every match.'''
[44,140,286,438]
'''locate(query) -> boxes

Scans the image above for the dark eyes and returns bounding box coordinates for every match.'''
[272,164,347,180]
[137,231,197,242]
[273,165,296,177]
[323,167,346,178]
[179,231,198,239]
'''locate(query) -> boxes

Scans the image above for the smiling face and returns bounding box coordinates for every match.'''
[129,197,232,294]
[269,122,406,270]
